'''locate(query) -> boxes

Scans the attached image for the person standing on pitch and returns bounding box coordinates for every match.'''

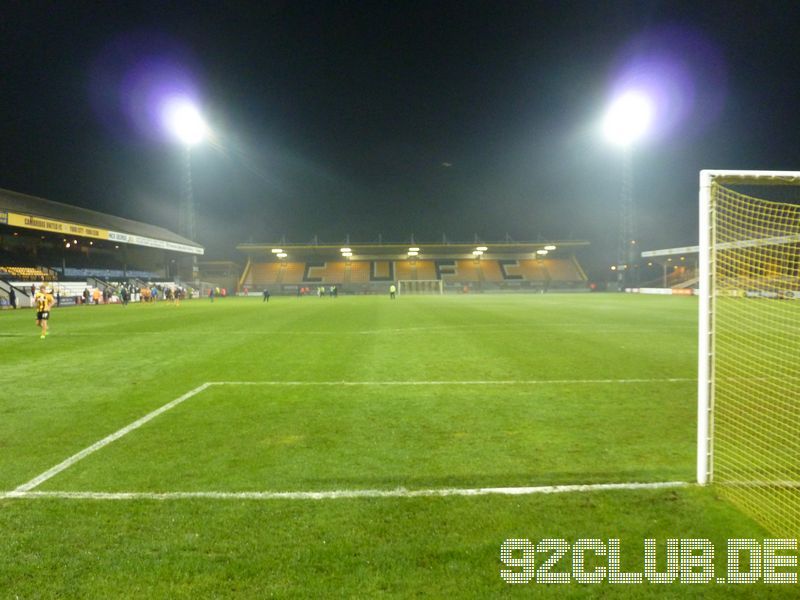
[33,285,55,339]
[263,288,270,302]
[389,283,396,299]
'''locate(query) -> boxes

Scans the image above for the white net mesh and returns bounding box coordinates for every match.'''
[397,280,443,295]
[710,181,800,537]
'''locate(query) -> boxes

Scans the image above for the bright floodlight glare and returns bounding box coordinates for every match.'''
[162,98,208,146]
[340,247,351,253]
[536,249,548,255]
[276,252,288,259]
[476,246,488,252]
[472,250,483,256]
[271,248,283,253]
[544,245,556,251]
[408,247,420,252]
[603,91,653,147]
[407,251,419,256]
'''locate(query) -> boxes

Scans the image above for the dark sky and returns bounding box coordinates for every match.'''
[2,1,800,272]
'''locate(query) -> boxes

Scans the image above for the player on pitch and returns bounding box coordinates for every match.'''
[34,284,55,339]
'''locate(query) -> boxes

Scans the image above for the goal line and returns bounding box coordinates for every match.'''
[2,482,688,502]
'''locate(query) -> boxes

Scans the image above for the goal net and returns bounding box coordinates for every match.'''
[698,170,800,538]
[397,280,443,295]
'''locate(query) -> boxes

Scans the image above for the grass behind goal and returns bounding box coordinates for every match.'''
[0,294,790,597]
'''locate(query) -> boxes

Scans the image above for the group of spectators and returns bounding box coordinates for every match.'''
[306,285,338,297]
[138,284,187,303]
[2,281,194,310]
[207,287,228,301]
[78,283,189,305]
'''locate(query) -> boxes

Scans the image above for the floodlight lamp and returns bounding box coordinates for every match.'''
[476,246,488,252]
[408,247,420,252]
[340,247,351,253]
[342,252,352,258]
[611,265,617,271]
[407,251,419,256]
[544,245,556,251]
[271,248,283,253]
[276,252,287,258]
[162,97,208,146]
[472,250,483,256]
[603,90,653,147]
[536,249,548,255]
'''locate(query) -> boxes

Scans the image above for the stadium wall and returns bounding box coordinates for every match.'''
[625,287,696,296]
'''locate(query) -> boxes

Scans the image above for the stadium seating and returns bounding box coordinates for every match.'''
[493,260,535,281]
[280,262,306,284]
[0,266,51,280]
[414,260,437,280]
[244,258,587,290]
[540,258,584,282]
[452,260,481,282]
[325,261,347,283]
[394,260,415,281]
[250,262,282,284]
[347,261,371,283]
[394,260,440,281]
[477,260,504,282]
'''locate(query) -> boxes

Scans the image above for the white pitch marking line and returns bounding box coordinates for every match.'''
[1,481,689,501]
[7,378,692,496]
[12,382,213,493]
[210,378,693,386]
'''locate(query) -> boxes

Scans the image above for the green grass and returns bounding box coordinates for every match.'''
[0,294,791,597]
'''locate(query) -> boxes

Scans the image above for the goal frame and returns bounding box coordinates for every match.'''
[697,169,800,485]
[396,279,444,296]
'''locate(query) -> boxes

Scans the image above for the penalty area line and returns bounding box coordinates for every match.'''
[1,481,689,501]
[11,382,213,494]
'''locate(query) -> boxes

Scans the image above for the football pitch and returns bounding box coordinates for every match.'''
[0,294,790,597]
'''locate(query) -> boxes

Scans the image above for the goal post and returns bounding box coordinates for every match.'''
[698,169,800,535]
[396,279,444,295]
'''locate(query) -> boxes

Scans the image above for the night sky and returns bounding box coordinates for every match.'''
[3,1,800,273]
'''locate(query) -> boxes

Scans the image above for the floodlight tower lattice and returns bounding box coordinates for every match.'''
[603,90,652,290]
[616,148,636,290]
[162,98,208,285]
[179,145,196,243]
